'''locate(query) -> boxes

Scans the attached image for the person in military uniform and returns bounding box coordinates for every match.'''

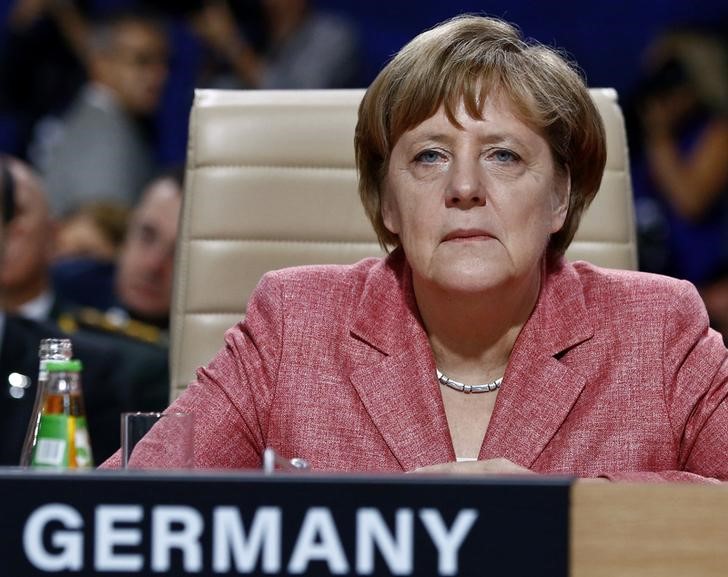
[53,167,184,347]
[49,167,177,432]
[53,169,181,428]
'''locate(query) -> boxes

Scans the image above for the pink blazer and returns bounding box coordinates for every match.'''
[112,251,728,481]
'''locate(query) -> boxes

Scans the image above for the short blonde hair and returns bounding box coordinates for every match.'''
[355,15,606,260]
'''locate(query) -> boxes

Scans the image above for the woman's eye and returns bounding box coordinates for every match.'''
[414,150,443,164]
[491,149,519,163]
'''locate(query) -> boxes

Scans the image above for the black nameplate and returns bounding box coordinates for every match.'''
[0,470,570,576]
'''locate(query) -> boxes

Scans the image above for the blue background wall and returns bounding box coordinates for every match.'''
[320,0,728,102]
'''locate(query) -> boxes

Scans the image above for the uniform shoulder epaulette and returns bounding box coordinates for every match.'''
[57,308,169,347]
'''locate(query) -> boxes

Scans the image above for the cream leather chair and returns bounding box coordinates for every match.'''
[170,88,636,401]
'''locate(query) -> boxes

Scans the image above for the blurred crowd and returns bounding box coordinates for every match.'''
[1,1,728,467]
[0,0,363,165]
[0,0,363,465]
[628,25,728,340]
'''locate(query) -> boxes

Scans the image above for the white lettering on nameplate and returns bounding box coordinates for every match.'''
[95,505,143,571]
[213,506,282,573]
[23,503,478,574]
[23,503,83,571]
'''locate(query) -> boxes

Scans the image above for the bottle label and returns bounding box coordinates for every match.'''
[73,417,93,467]
[32,414,68,467]
[31,415,93,468]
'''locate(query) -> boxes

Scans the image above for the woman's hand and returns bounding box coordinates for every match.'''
[411,457,536,476]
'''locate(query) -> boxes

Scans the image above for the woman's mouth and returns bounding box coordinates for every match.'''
[442,229,493,242]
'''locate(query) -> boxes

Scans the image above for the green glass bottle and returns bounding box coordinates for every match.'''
[27,359,94,469]
[20,338,73,467]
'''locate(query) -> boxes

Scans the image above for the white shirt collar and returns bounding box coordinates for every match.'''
[17,290,54,322]
[85,83,121,113]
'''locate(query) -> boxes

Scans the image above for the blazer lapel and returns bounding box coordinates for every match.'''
[349,253,453,470]
[481,260,593,467]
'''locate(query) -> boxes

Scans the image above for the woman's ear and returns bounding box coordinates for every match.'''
[381,186,401,236]
[550,169,571,233]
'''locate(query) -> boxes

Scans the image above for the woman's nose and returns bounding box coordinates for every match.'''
[445,158,486,209]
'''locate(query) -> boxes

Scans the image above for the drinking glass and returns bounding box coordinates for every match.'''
[121,412,193,469]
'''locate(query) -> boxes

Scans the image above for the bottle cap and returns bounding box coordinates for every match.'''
[45,359,83,373]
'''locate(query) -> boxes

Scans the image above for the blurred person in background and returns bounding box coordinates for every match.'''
[633,28,728,285]
[30,8,170,217]
[0,0,90,157]
[51,169,184,440]
[0,155,182,340]
[0,155,66,322]
[53,168,184,343]
[0,155,124,324]
[112,167,182,332]
[0,156,167,465]
[50,200,129,314]
[192,0,362,89]
[54,201,130,263]
[0,156,172,415]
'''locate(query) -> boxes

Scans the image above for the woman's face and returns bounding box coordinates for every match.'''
[383,94,569,296]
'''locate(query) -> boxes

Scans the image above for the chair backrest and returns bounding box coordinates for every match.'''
[170,88,636,401]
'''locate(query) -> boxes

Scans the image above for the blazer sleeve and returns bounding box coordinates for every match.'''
[101,272,285,469]
[602,280,728,483]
